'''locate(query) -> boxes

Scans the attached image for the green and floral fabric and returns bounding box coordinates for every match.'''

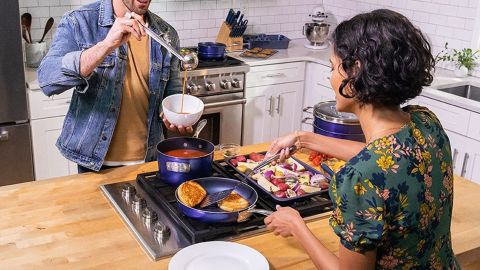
[329,106,460,269]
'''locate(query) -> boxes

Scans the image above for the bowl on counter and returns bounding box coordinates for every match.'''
[219,143,241,159]
[162,94,204,127]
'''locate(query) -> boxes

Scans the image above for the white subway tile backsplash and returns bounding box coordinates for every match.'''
[19,0,38,8]
[447,16,466,28]
[17,0,479,73]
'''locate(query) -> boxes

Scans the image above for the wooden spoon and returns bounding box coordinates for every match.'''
[21,13,32,43]
[39,17,54,43]
[21,25,30,43]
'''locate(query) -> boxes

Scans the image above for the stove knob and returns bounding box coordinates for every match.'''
[205,81,216,91]
[220,79,231,89]
[232,78,242,88]
[132,194,146,213]
[153,221,171,243]
[187,83,199,94]
[142,206,158,226]
[122,183,136,200]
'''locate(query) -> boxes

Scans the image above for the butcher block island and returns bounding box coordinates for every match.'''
[1,143,480,269]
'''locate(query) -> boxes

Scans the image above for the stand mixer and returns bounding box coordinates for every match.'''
[303,6,330,50]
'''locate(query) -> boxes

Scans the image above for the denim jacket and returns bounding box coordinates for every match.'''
[37,0,181,171]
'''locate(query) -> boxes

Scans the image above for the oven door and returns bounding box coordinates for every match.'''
[165,93,246,145]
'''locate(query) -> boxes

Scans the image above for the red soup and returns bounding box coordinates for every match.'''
[164,149,207,158]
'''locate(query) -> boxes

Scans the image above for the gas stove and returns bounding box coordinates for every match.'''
[180,55,249,97]
[100,160,333,261]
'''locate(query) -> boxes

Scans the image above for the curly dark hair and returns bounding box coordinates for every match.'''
[332,9,435,106]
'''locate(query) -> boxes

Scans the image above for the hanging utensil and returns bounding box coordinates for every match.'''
[39,17,54,43]
[193,119,207,139]
[21,25,30,43]
[21,13,32,43]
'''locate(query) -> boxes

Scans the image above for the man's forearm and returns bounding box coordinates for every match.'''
[79,41,114,77]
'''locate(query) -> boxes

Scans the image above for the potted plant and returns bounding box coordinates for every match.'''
[435,42,479,77]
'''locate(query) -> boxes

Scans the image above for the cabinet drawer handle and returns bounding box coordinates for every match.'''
[262,72,285,78]
[0,131,8,142]
[461,153,469,177]
[275,95,281,114]
[452,149,458,170]
[267,96,274,116]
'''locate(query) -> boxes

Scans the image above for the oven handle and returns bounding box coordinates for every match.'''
[203,98,247,109]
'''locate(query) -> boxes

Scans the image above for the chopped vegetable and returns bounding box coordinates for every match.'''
[231,151,330,198]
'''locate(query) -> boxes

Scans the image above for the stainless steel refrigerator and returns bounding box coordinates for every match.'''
[0,0,34,185]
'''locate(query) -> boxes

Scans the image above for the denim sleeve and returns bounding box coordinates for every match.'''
[164,39,182,97]
[37,13,90,97]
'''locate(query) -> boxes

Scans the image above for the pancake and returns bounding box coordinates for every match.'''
[218,191,249,212]
[178,181,207,208]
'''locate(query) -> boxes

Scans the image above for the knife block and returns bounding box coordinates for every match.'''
[216,22,243,52]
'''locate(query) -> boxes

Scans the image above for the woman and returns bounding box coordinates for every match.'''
[264,9,459,269]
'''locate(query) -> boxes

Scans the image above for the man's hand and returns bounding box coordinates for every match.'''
[102,12,146,52]
[161,112,194,135]
[79,13,146,77]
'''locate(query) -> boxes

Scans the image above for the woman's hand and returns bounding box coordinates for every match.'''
[160,112,194,135]
[264,205,305,237]
[266,132,301,162]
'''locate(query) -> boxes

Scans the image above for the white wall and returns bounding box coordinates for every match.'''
[20,0,480,74]
[19,0,324,47]
[322,0,480,75]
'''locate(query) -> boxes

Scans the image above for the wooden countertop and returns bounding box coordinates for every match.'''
[1,143,480,269]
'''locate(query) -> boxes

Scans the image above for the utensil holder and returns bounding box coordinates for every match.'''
[25,42,48,68]
[216,22,243,52]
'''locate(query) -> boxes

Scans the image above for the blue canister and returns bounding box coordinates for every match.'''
[157,137,215,186]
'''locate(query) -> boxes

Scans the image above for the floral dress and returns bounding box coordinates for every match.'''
[329,106,460,269]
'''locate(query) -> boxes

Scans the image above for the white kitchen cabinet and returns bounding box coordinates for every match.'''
[244,62,305,145]
[243,85,277,145]
[30,116,77,180]
[410,94,480,183]
[301,62,335,131]
[28,88,76,180]
[244,81,304,145]
[446,130,480,184]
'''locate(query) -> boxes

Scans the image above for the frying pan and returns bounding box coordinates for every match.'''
[175,177,272,223]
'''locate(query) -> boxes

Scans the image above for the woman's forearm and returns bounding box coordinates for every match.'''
[297,131,365,161]
[293,220,339,270]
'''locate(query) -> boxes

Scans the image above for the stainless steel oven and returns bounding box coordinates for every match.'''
[165,56,249,145]
[166,92,245,145]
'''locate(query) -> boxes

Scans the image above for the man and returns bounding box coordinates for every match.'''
[38,0,191,173]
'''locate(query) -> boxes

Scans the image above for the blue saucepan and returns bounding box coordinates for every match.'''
[197,42,226,61]
[157,137,215,186]
[175,177,264,223]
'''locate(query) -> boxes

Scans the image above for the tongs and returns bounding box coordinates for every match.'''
[199,145,297,208]
[245,145,298,176]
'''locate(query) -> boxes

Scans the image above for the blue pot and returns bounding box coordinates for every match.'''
[312,101,365,142]
[157,137,215,186]
[313,123,365,142]
[197,42,225,61]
